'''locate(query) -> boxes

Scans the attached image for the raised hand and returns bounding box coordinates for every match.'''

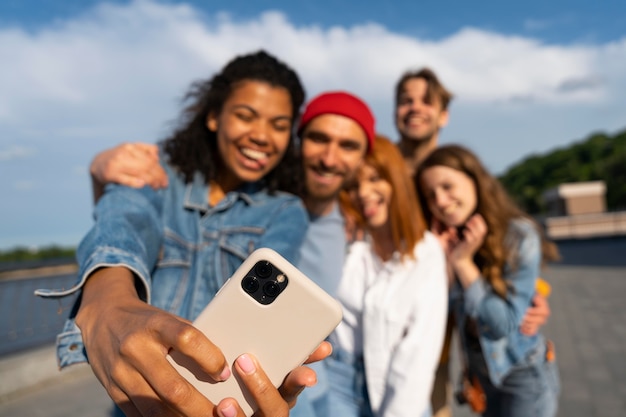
[449,213,487,263]
[448,214,488,288]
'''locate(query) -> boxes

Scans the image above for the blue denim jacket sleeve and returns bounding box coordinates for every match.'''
[35,184,167,368]
[463,219,541,340]
[257,195,308,265]
[38,180,309,369]
[77,183,165,302]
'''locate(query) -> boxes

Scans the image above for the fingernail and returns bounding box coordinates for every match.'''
[236,354,256,375]
[219,366,231,381]
[219,403,236,417]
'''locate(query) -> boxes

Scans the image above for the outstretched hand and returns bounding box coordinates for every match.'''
[76,267,230,417]
[76,267,331,417]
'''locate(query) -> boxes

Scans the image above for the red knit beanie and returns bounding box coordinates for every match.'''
[298,91,376,151]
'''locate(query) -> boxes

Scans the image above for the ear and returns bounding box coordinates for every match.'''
[437,109,450,129]
[206,113,218,132]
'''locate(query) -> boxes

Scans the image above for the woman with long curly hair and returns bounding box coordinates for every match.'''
[416,144,560,417]
[40,50,329,417]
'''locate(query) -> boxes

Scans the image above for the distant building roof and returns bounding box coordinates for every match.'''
[543,181,606,201]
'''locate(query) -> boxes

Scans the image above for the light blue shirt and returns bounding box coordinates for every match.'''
[290,202,347,417]
[296,203,346,297]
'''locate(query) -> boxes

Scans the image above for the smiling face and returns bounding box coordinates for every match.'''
[300,114,368,213]
[419,165,478,227]
[395,77,449,143]
[207,80,293,192]
[352,162,393,230]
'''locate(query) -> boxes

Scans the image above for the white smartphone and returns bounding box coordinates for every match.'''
[167,247,343,416]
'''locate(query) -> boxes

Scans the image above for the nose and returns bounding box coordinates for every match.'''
[358,180,372,200]
[433,189,448,208]
[249,119,269,144]
[319,142,339,168]
[409,99,424,113]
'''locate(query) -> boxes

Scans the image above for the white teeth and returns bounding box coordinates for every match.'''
[241,148,267,160]
[314,168,338,178]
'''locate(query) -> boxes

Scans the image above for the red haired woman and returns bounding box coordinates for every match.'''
[328,135,448,417]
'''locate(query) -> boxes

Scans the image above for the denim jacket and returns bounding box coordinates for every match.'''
[450,218,546,387]
[36,160,308,368]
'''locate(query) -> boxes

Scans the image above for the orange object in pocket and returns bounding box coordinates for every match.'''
[545,339,556,362]
[535,277,552,298]
[464,375,486,414]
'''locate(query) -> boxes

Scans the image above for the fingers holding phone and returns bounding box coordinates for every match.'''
[169,248,342,416]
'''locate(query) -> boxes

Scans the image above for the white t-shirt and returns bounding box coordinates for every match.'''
[332,231,448,417]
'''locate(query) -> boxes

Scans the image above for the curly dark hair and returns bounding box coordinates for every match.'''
[161,50,305,194]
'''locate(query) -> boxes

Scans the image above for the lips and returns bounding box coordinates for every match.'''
[437,204,466,226]
[309,166,343,185]
[441,205,456,215]
[239,147,269,170]
[361,199,381,219]
[404,114,428,127]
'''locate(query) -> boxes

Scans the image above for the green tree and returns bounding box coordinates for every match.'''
[499,128,626,214]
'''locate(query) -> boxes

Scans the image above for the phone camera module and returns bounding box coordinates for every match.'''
[242,276,259,294]
[263,281,281,297]
[254,262,273,279]
[244,261,288,305]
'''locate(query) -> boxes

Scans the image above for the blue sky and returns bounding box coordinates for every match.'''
[1,0,625,250]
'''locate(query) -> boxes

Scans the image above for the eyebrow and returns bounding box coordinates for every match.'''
[303,130,331,140]
[304,129,365,146]
[231,104,292,121]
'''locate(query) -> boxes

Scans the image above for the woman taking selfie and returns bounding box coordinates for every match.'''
[416,144,560,417]
[37,50,327,417]
[329,135,448,417]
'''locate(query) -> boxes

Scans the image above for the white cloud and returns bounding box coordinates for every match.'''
[13,180,37,190]
[1,0,625,249]
[0,145,36,161]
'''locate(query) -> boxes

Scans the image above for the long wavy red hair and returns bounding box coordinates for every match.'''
[340,135,428,260]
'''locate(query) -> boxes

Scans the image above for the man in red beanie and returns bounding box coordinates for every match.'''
[297,91,374,233]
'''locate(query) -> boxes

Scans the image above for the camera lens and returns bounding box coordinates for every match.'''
[242,276,259,293]
[255,262,273,279]
[263,281,281,297]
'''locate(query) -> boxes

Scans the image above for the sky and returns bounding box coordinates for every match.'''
[1,0,625,250]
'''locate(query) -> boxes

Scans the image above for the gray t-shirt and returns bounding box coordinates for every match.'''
[297,203,346,297]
